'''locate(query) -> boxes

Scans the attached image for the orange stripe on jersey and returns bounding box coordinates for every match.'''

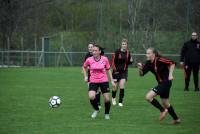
[154,57,162,82]
[112,53,116,71]
[159,58,172,62]
[159,58,174,64]
[124,50,129,70]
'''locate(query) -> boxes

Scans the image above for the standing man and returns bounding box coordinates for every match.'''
[180,32,200,91]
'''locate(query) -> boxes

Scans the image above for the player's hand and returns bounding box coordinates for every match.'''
[137,63,143,69]
[180,62,184,68]
[111,80,116,87]
[84,76,88,82]
[130,57,133,62]
[168,75,174,80]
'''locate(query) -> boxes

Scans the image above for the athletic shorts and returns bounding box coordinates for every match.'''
[112,70,128,82]
[89,82,110,94]
[152,80,172,99]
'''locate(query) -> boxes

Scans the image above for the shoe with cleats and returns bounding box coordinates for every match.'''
[159,109,168,121]
[171,119,181,125]
[91,110,99,119]
[104,114,110,120]
[118,103,123,107]
[112,98,117,106]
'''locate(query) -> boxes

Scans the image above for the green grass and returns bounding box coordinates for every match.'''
[0,67,199,134]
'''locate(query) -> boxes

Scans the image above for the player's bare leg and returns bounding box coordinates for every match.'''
[89,91,99,118]
[112,83,118,106]
[145,90,167,120]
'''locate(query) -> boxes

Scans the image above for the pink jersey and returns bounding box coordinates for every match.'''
[83,56,110,83]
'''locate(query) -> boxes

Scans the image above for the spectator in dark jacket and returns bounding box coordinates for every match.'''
[180,32,200,91]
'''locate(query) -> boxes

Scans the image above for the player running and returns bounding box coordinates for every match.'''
[111,39,133,107]
[137,48,181,124]
[84,43,101,108]
[82,45,115,119]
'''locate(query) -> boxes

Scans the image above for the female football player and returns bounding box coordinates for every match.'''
[83,45,115,119]
[137,48,180,124]
[111,39,133,107]
[84,43,101,108]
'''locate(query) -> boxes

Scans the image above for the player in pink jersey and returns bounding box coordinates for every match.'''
[84,43,101,109]
[82,45,115,119]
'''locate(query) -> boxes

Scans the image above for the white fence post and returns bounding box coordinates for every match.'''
[34,37,37,66]
[21,37,24,66]
[7,36,10,65]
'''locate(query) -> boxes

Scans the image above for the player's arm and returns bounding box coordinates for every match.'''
[82,60,89,82]
[158,57,175,80]
[128,52,133,65]
[82,67,88,82]
[137,62,149,76]
[82,54,88,74]
[168,63,175,80]
[111,53,116,71]
[112,51,119,72]
[107,69,115,87]
[106,57,116,87]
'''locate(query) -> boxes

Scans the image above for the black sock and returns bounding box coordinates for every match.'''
[96,92,101,106]
[185,78,190,89]
[167,105,178,120]
[150,99,164,112]
[112,90,117,98]
[90,99,99,111]
[105,101,111,114]
[119,88,124,103]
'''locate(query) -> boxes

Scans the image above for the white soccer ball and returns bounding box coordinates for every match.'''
[49,96,61,108]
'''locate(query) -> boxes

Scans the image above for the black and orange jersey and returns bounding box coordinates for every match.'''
[141,57,175,83]
[112,49,132,72]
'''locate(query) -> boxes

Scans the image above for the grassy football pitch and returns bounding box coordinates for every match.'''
[0,67,199,134]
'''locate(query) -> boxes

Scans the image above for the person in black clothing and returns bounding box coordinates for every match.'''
[84,43,101,108]
[84,43,93,61]
[137,48,180,124]
[111,39,133,107]
[180,32,200,91]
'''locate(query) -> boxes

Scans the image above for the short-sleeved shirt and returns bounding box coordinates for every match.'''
[112,49,132,72]
[84,52,93,82]
[141,57,175,83]
[83,56,110,83]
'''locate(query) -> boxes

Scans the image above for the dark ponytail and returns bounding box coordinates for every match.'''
[150,47,162,57]
[93,44,105,55]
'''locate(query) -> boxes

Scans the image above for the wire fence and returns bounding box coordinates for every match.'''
[0,50,180,67]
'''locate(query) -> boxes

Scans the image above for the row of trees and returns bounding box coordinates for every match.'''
[0,0,200,53]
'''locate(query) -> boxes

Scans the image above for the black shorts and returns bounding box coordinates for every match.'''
[89,82,110,94]
[112,71,128,82]
[152,80,172,99]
